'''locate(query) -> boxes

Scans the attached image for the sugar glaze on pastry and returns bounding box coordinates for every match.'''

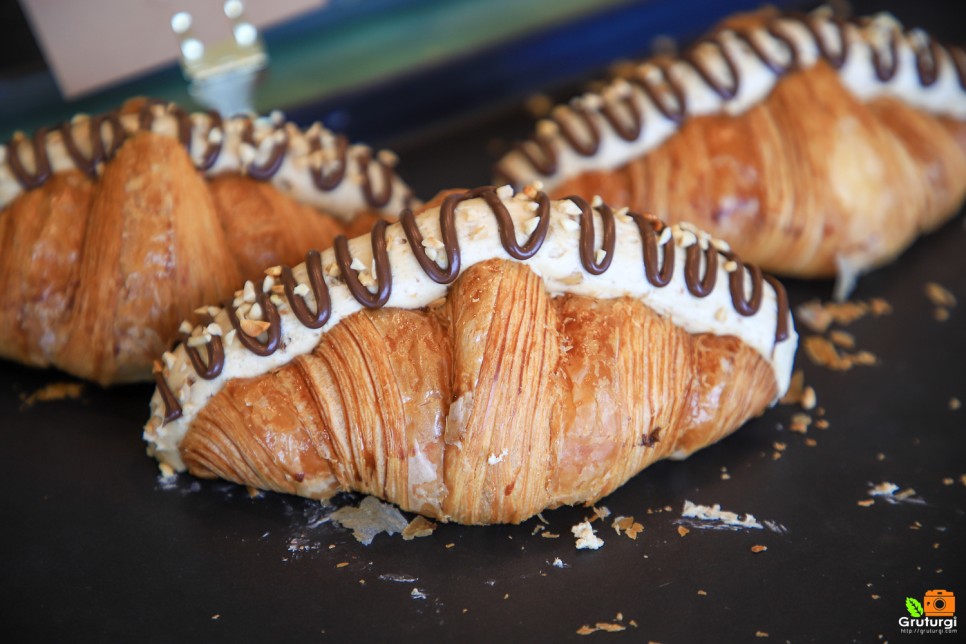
[145,185,796,523]
[495,8,966,296]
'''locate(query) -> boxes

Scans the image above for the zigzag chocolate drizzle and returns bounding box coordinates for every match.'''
[226,291,282,356]
[6,128,51,189]
[184,332,225,380]
[496,10,966,183]
[2,100,405,210]
[155,186,792,423]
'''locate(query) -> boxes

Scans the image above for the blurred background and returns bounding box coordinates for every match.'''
[2,0,964,175]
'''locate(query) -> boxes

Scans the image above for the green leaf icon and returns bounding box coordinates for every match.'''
[906,597,924,618]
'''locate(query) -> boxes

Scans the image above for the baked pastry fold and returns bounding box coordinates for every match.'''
[0,99,413,384]
[145,185,796,524]
[495,7,966,297]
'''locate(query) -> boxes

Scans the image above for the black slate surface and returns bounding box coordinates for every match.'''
[2,2,965,642]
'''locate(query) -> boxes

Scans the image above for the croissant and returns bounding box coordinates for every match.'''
[0,98,414,384]
[495,7,966,297]
[144,185,797,525]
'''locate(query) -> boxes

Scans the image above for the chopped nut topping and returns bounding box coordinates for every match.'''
[240,319,271,337]
[560,217,580,232]
[377,148,398,166]
[561,199,583,216]
[522,217,541,236]
[657,227,672,246]
[242,280,257,303]
[264,265,283,277]
[186,334,212,348]
[421,236,445,250]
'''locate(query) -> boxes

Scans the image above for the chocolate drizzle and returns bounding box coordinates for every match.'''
[335,219,393,307]
[154,372,183,423]
[634,214,676,287]
[281,250,331,329]
[568,195,615,275]
[685,244,719,297]
[495,11,966,183]
[226,291,282,356]
[684,35,741,100]
[241,119,287,180]
[6,128,52,189]
[3,100,404,210]
[184,334,225,380]
[154,187,792,423]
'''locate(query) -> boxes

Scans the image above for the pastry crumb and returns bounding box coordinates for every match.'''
[779,370,805,405]
[572,521,604,550]
[577,622,626,635]
[751,545,768,553]
[401,516,437,540]
[590,505,611,522]
[789,413,812,434]
[756,631,769,638]
[828,330,855,349]
[796,298,890,333]
[19,382,84,409]
[697,590,707,596]
[330,496,408,545]
[950,398,961,411]
[611,516,644,539]
[804,336,877,371]
[677,526,690,537]
[925,282,957,308]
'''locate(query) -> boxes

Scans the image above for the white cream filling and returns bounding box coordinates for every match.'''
[498,10,966,191]
[144,188,798,472]
[0,108,410,217]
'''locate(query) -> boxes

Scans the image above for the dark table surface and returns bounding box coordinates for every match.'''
[2,2,965,642]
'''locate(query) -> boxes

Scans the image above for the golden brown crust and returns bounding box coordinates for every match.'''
[0,132,385,384]
[182,260,777,524]
[552,61,966,278]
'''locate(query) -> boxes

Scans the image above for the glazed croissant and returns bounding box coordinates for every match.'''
[495,7,966,297]
[0,99,413,384]
[145,185,796,525]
